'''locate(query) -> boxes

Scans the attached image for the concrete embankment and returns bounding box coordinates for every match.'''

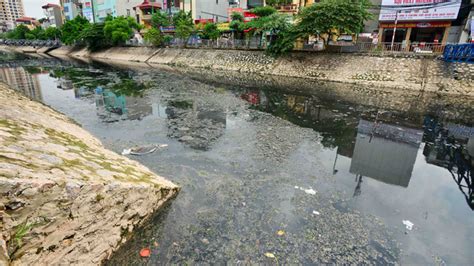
[46,46,474,97]
[0,83,179,265]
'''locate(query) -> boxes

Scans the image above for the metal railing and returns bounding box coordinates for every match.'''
[128,38,447,55]
[443,43,474,63]
[0,39,61,47]
[354,42,446,54]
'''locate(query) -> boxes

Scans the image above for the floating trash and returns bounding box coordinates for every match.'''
[139,248,151,258]
[313,210,320,215]
[403,220,414,230]
[264,252,276,258]
[122,144,168,156]
[276,230,285,236]
[294,185,317,195]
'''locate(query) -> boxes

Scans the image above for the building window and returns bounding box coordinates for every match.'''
[127,9,130,16]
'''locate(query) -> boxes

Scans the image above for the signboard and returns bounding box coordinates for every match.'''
[379,0,462,21]
[160,26,176,33]
[380,21,451,28]
[217,23,230,31]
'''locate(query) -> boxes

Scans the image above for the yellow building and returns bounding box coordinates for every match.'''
[274,0,315,14]
[134,0,162,28]
[15,16,39,30]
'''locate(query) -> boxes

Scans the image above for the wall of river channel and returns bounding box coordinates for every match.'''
[41,45,474,98]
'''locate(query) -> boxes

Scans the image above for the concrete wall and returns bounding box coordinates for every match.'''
[46,46,474,98]
[0,83,179,265]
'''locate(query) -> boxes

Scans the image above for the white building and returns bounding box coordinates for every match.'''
[42,3,64,28]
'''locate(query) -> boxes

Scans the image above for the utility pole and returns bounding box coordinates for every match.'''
[390,10,400,51]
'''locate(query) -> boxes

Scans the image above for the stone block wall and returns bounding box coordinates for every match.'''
[46,46,474,97]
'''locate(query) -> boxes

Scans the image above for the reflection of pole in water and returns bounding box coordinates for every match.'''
[332,146,339,175]
[353,174,363,197]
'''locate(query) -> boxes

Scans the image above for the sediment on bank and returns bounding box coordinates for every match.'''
[45,46,474,97]
[0,82,179,265]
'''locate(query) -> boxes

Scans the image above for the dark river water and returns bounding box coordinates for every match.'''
[1,52,473,265]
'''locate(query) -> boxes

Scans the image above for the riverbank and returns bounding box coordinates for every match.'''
[44,45,473,97]
[0,82,179,265]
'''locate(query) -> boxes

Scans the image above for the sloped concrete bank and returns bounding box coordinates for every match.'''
[0,83,179,265]
[47,46,474,97]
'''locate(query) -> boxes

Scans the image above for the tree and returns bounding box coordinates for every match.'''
[296,0,372,44]
[61,16,90,45]
[151,12,171,29]
[44,27,62,40]
[172,11,194,42]
[202,23,220,40]
[144,27,163,46]
[265,0,292,7]
[30,26,46,40]
[81,23,110,51]
[104,16,141,46]
[172,10,193,26]
[6,25,30,39]
[243,10,291,49]
[251,6,277,17]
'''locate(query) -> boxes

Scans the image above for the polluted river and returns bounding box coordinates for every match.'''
[1,52,473,265]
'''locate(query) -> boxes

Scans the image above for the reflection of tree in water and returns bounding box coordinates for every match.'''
[423,115,473,210]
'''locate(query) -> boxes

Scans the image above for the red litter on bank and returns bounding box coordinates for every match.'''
[140,248,151,258]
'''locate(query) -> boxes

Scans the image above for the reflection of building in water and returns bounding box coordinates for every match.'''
[94,87,152,122]
[0,67,42,101]
[423,116,473,210]
[57,78,74,90]
[349,119,423,189]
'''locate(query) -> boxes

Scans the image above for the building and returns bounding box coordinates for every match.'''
[15,16,39,30]
[133,0,161,28]
[349,119,423,188]
[92,0,117,22]
[447,0,473,43]
[42,3,64,28]
[60,0,83,21]
[81,0,95,22]
[364,0,382,34]
[0,67,42,101]
[194,0,279,22]
[0,0,25,32]
[377,0,463,46]
[116,0,143,18]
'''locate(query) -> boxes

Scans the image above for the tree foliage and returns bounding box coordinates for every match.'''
[61,16,90,45]
[144,27,163,46]
[104,16,140,46]
[81,23,110,51]
[296,0,372,38]
[6,25,30,39]
[202,23,220,40]
[44,27,62,40]
[269,0,373,56]
[151,12,171,28]
[251,6,277,17]
[173,11,194,41]
[265,0,292,7]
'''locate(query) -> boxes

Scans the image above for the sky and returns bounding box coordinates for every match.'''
[23,0,60,19]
